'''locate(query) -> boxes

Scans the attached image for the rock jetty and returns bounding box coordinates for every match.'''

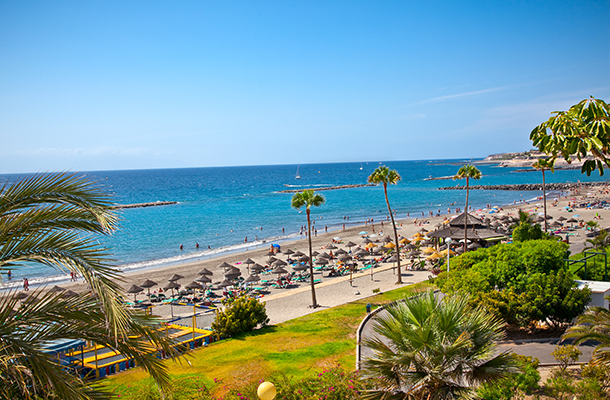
[438,182,608,191]
[277,184,374,193]
[113,201,178,209]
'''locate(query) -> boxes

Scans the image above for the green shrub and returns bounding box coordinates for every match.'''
[551,345,582,371]
[478,355,540,400]
[437,241,590,328]
[211,296,269,338]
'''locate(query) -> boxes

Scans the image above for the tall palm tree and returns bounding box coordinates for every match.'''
[532,159,551,232]
[368,166,403,284]
[562,295,610,368]
[0,172,174,399]
[291,190,325,308]
[454,165,482,252]
[362,291,518,399]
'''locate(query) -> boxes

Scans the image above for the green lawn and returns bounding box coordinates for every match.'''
[101,281,434,398]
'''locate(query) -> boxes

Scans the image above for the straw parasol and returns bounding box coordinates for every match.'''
[422,246,436,254]
[198,268,213,276]
[140,279,158,297]
[185,281,203,290]
[250,263,265,273]
[346,241,357,248]
[315,257,329,265]
[62,290,78,298]
[218,262,233,270]
[292,251,305,257]
[298,255,310,262]
[326,243,337,250]
[273,259,288,266]
[292,263,309,272]
[168,274,184,282]
[48,285,66,292]
[271,266,288,276]
[163,282,180,296]
[196,275,211,284]
[426,252,443,261]
[283,249,294,255]
[217,279,233,288]
[126,285,143,303]
[245,274,261,283]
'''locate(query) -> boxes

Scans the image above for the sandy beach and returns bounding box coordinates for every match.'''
[58,182,610,325]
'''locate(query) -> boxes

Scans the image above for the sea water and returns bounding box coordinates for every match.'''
[1,159,606,286]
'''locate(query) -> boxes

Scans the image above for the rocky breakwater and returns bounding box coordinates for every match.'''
[438,182,608,191]
[278,184,374,193]
[113,201,178,209]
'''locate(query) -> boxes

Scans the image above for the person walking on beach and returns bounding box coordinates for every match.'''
[23,277,29,291]
[179,244,183,250]
[196,242,199,249]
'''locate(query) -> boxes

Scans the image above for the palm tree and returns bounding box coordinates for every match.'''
[368,166,403,284]
[562,295,610,368]
[291,190,325,308]
[0,172,174,399]
[454,165,482,252]
[532,159,551,232]
[362,291,518,399]
[584,229,610,251]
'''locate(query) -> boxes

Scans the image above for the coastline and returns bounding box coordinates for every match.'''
[8,180,610,300]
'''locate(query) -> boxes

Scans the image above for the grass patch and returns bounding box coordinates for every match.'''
[103,281,434,398]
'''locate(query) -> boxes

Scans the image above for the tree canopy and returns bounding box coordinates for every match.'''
[530,96,610,176]
[0,172,174,399]
[435,241,590,328]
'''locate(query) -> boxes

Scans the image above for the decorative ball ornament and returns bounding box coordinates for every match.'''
[257,381,276,400]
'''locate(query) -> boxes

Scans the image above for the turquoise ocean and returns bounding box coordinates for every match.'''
[1,159,606,287]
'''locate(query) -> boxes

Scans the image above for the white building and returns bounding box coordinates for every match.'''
[576,280,610,309]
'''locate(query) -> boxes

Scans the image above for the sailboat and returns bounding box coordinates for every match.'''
[359,163,363,170]
[295,164,301,179]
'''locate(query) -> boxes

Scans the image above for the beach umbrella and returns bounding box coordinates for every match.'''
[140,279,157,297]
[48,285,66,292]
[62,290,78,298]
[163,282,180,297]
[315,258,329,265]
[359,231,368,235]
[365,243,377,250]
[250,263,265,273]
[384,242,396,249]
[298,255,310,262]
[404,243,416,250]
[292,251,305,257]
[413,232,423,238]
[558,216,567,221]
[386,255,399,266]
[218,262,233,270]
[319,252,331,259]
[355,249,369,257]
[346,241,357,248]
[406,250,421,258]
[283,249,294,255]
[426,252,443,261]
[399,238,410,244]
[335,248,347,255]
[196,275,211,284]
[168,274,184,282]
[271,266,288,276]
[326,243,337,250]
[362,238,372,244]
[467,243,481,250]
[338,254,352,262]
[292,264,308,272]
[266,251,276,257]
[217,279,233,289]
[312,251,319,256]
[422,246,436,254]
[418,228,429,233]
[439,249,457,256]
[198,268,213,276]
[245,274,261,283]
[273,259,287,266]
[126,285,143,303]
[185,281,203,290]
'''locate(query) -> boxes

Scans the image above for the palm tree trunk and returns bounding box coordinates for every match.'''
[464,177,469,253]
[542,169,547,232]
[384,183,402,284]
[306,208,318,307]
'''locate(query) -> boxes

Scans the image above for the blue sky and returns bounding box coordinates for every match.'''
[1,1,609,174]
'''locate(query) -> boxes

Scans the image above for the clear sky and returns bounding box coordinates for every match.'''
[1,1,609,174]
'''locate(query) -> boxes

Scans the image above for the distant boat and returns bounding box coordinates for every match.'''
[295,164,301,179]
[360,163,363,170]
